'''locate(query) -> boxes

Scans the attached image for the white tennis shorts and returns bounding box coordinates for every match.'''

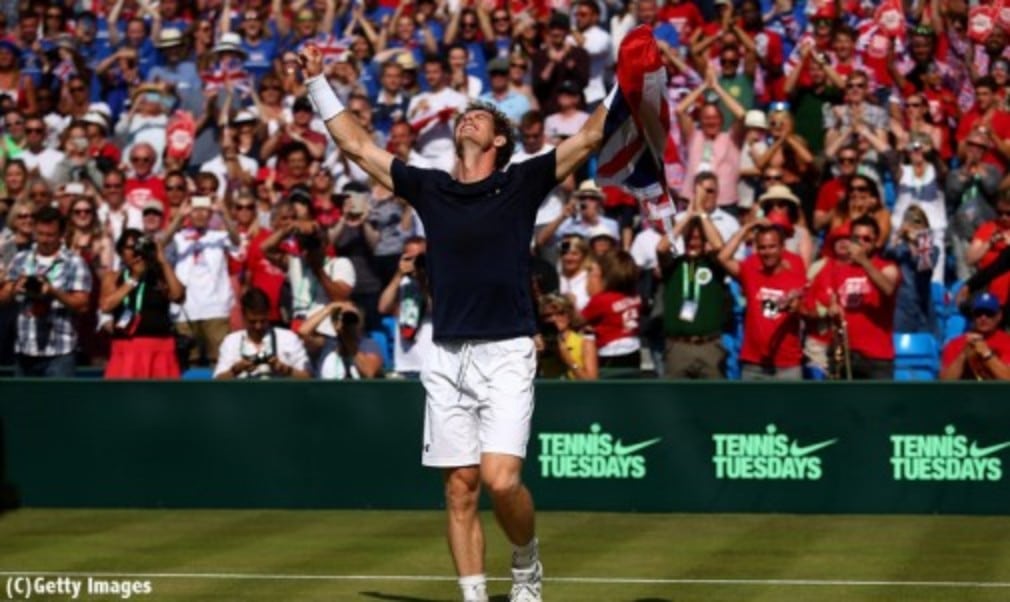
[420,336,536,467]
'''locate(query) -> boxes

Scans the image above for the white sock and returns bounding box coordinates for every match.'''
[512,536,539,569]
[458,574,488,602]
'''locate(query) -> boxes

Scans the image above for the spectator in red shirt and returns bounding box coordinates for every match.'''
[582,250,641,373]
[245,201,295,326]
[965,193,1010,304]
[124,142,166,212]
[955,77,1010,172]
[941,293,1010,381]
[719,221,807,380]
[813,145,860,233]
[809,216,900,379]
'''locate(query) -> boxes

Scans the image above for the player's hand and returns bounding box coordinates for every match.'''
[298,44,324,79]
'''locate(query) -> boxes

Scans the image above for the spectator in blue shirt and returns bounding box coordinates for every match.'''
[478,58,531,125]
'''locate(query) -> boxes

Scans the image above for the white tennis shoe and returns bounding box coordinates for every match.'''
[509,560,543,602]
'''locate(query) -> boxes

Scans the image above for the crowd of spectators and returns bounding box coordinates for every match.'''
[0,0,1009,381]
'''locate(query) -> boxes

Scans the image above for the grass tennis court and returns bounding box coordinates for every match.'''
[2,509,1009,601]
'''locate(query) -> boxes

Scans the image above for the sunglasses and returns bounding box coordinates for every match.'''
[838,157,857,164]
[130,156,154,163]
[906,102,923,108]
[851,235,874,243]
[462,21,478,28]
[261,85,282,91]
[973,309,998,318]
[70,86,86,93]
[5,120,23,127]
[142,209,163,216]
[763,174,783,181]
[511,62,527,69]
[14,213,32,219]
[703,187,717,194]
[25,127,44,134]
[493,15,510,22]
[104,182,123,189]
[847,82,867,90]
[165,184,186,191]
[72,208,93,216]
[234,204,256,211]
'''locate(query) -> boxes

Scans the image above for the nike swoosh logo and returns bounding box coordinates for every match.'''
[790,439,838,457]
[969,441,1010,458]
[613,437,662,456]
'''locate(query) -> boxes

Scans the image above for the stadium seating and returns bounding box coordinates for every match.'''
[894,333,939,381]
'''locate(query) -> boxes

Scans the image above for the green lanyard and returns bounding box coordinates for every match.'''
[682,261,702,302]
[124,272,147,315]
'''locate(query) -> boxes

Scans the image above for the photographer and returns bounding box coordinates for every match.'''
[377,237,433,377]
[260,203,355,330]
[298,301,383,380]
[214,287,311,380]
[165,195,240,366]
[0,206,92,377]
[536,293,598,380]
[886,206,940,336]
[101,229,186,378]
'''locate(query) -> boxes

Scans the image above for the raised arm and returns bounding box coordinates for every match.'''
[554,102,606,182]
[300,45,395,191]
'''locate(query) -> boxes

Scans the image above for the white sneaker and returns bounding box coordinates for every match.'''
[509,561,543,602]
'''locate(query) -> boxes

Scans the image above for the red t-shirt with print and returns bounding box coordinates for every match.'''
[738,251,807,367]
[582,291,641,352]
[810,256,900,360]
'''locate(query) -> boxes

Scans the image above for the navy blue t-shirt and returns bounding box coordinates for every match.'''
[391,152,558,342]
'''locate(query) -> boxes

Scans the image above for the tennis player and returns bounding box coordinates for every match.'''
[299,45,606,602]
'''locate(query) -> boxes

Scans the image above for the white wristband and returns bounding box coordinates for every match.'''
[305,75,344,122]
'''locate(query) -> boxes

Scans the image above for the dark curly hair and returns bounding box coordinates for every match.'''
[456,102,516,170]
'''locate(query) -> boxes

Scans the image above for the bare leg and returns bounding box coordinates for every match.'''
[443,466,485,576]
[480,453,535,546]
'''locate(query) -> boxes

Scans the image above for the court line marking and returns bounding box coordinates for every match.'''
[0,571,1008,588]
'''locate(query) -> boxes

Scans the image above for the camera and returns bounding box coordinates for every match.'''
[133,235,157,260]
[297,231,323,253]
[23,275,44,301]
[248,349,274,366]
[332,307,360,328]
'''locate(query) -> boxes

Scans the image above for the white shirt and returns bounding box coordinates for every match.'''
[544,110,589,142]
[630,227,663,272]
[569,26,612,104]
[200,154,259,198]
[557,215,621,241]
[559,269,590,312]
[393,316,434,374]
[170,228,238,321]
[407,86,469,174]
[672,209,739,255]
[288,255,357,319]
[510,143,564,227]
[21,147,65,183]
[213,327,310,379]
[97,203,143,242]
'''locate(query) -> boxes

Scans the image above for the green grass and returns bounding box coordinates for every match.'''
[2,510,1009,601]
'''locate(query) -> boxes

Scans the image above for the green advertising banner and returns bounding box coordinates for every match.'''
[1,381,1009,513]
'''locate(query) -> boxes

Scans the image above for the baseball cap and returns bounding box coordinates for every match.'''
[62,182,86,196]
[548,12,570,30]
[141,199,164,214]
[587,223,618,242]
[190,195,212,210]
[744,109,768,129]
[488,57,509,74]
[972,292,1002,314]
[558,80,581,95]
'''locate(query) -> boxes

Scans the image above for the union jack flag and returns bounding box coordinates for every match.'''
[202,57,252,96]
[596,26,681,232]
